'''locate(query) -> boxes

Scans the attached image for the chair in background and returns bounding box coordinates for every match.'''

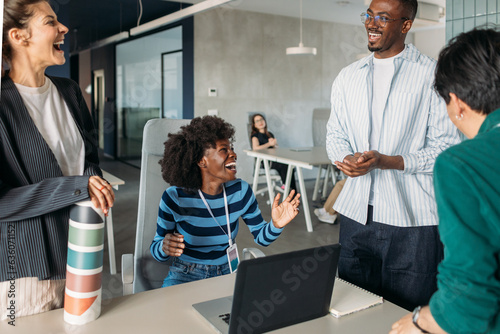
[311,108,343,201]
[247,112,283,202]
[122,118,267,295]
[121,118,190,295]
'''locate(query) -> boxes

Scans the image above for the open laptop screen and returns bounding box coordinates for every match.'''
[229,244,340,334]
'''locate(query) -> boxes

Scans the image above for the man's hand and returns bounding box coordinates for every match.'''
[335,151,404,177]
[334,152,375,177]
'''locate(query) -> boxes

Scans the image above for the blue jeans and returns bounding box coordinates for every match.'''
[338,206,443,311]
[161,258,231,288]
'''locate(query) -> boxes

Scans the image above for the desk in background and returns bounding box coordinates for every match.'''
[245,147,331,232]
[0,273,407,333]
[101,170,125,275]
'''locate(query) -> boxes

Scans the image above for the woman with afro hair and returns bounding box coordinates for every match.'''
[151,116,301,287]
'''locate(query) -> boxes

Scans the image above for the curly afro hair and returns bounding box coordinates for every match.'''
[159,116,235,192]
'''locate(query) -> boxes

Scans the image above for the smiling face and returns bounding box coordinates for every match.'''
[252,115,267,133]
[15,1,68,69]
[199,139,238,194]
[365,0,412,58]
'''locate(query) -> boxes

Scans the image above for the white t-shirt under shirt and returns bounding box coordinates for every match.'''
[369,49,404,205]
[15,77,85,176]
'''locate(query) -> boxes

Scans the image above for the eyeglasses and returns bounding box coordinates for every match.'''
[360,12,408,27]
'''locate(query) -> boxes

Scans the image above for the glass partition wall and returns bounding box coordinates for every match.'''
[116,26,183,164]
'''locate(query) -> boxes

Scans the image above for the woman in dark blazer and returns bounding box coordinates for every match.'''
[0,0,114,319]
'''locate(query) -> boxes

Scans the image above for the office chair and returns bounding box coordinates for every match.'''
[247,112,284,202]
[311,108,343,201]
[121,118,189,295]
[122,118,265,295]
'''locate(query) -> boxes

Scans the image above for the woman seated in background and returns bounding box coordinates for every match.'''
[0,0,114,320]
[250,113,297,191]
[150,116,300,287]
[390,28,500,334]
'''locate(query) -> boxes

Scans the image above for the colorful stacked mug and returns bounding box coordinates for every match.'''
[64,201,104,325]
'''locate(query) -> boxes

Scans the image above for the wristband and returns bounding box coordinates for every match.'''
[412,306,430,333]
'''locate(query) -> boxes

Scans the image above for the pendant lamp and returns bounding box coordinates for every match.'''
[286,0,317,55]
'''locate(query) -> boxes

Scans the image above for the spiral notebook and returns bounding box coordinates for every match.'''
[329,278,383,318]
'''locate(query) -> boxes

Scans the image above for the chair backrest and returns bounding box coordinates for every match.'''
[133,118,190,294]
[312,108,331,147]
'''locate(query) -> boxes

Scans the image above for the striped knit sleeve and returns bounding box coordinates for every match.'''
[240,183,283,246]
[150,189,177,262]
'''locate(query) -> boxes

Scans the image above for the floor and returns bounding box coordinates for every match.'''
[98,154,340,299]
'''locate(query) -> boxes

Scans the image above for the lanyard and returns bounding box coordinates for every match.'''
[198,185,233,246]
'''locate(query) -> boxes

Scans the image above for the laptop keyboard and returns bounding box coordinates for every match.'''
[219,313,231,325]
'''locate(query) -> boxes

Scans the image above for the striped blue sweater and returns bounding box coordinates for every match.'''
[151,179,283,265]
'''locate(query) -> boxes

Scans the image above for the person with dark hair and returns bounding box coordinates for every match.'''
[0,0,114,320]
[326,0,461,311]
[250,113,297,191]
[151,116,300,287]
[391,27,500,334]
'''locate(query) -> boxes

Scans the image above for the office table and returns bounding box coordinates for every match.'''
[101,170,125,275]
[0,273,408,333]
[245,147,332,232]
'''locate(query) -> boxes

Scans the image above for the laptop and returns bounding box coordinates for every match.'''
[192,244,341,334]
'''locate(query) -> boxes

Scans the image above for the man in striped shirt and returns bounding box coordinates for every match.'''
[326,0,461,310]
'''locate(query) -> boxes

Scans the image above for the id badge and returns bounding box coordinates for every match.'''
[226,243,240,273]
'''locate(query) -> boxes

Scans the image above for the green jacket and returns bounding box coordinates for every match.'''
[429,109,500,333]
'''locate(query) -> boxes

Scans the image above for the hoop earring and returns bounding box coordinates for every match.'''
[455,113,463,121]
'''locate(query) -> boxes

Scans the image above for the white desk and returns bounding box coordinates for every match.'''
[245,147,332,232]
[101,170,125,275]
[0,274,408,333]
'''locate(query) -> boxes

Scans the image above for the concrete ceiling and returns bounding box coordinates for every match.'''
[177,0,446,27]
[67,0,446,52]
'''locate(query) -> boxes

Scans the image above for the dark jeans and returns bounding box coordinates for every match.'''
[338,206,443,311]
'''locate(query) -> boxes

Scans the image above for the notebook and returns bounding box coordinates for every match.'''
[329,277,383,318]
[192,244,341,334]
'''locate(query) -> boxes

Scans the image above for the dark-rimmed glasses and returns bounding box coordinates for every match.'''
[360,12,408,27]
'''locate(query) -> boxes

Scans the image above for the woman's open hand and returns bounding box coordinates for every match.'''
[88,175,115,216]
[271,189,301,228]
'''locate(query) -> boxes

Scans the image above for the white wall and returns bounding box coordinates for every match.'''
[413,27,446,60]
